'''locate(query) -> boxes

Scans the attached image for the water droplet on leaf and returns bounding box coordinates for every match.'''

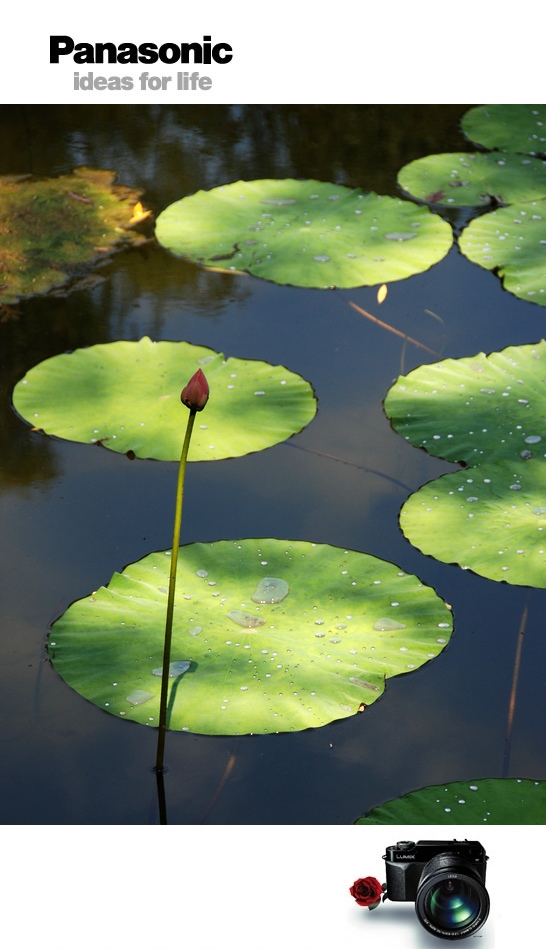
[126,689,154,705]
[152,660,191,677]
[227,610,266,628]
[373,617,407,630]
[251,577,289,604]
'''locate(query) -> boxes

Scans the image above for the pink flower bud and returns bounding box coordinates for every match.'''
[181,368,209,411]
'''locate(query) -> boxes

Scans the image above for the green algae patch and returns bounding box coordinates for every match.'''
[0,167,151,305]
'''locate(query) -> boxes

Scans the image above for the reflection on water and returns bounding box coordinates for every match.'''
[1,104,545,823]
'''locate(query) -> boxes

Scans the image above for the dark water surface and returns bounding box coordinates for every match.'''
[1,105,545,824]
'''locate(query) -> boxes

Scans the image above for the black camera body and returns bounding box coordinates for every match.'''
[384,840,489,940]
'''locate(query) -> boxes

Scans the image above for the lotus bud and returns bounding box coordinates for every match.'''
[181,368,209,411]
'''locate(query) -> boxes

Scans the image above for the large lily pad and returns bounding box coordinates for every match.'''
[48,539,453,736]
[0,167,150,305]
[355,778,546,824]
[384,340,546,586]
[12,337,317,461]
[398,152,546,207]
[155,178,452,289]
[459,199,546,304]
[462,105,546,155]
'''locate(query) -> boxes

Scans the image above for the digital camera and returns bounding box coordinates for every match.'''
[383,839,490,940]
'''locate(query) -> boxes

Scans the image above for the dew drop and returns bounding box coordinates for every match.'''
[373,617,407,630]
[126,689,154,706]
[260,197,296,206]
[251,577,289,604]
[227,610,266,628]
[152,660,191,677]
[196,569,208,578]
[384,232,417,241]
[313,254,330,263]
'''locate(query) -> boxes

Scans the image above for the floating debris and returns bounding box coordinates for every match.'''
[349,676,381,691]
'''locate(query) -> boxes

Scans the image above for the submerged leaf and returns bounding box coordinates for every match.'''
[48,539,453,736]
[0,167,150,305]
[155,178,452,289]
[12,337,317,462]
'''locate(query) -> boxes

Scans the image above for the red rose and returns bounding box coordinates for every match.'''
[181,368,209,412]
[349,876,384,908]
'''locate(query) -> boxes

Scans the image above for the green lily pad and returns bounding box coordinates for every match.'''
[398,152,546,207]
[462,105,546,155]
[384,340,546,586]
[355,778,546,824]
[459,199,546,305]
[0,167,150,305]
[12,337,317,462]
[155,178,452,289]
[48,539,453,736]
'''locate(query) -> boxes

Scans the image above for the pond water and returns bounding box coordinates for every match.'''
[1,104,545,824]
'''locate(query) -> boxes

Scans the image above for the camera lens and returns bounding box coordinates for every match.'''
[426,879,481,929]
[415,854,489,940]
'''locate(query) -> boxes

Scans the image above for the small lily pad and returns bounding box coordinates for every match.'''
[0,167,150,305]
[459,199,546,305]
[48,538,453,736]
[384,339,546,585]
[462,105,546,155]
[355,778,546,824]
[155,178,452,289]
[398,152,546,207]
[12,337,317,462]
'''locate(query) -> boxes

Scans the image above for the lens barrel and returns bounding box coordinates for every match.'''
[415,853,489,940]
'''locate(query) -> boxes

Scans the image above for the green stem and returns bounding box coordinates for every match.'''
[155,407,196,774]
